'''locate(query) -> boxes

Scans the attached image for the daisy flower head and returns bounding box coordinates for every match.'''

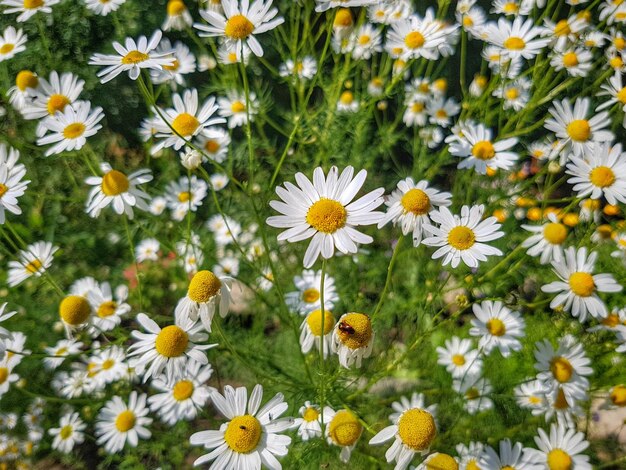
[163,0,193,31]
[415,453,459,470]
[195,127,231,164]
[350,23,383,60]
[218,90,258,128]
[470,300,525,357]
[285,269,339,315]
[422,204,504,269]
[85,162,153,219]
[89,30,175,83]
[456,441,485,470]
[454,373,494,415]
[480,439,536,470]
[194,0,285,57]
[331,312,374,368]
[483,17,550,60]
[58,294,92,335]
[0,146,30,224]
[0,26,27,62]
[21,71,84,121]
[174,269,234,332]
[369,392,438,470]
[294,401,323,441]
[88,282,131,332]
[525,423,591,470]
[521,213,569,265]
[266,166,384,268]
[87,345,130,387]
[48,412,86,453]
[0,0,59,22]
[128,312,216,383]
[550,47,593,77]
[7,70,39,111]
[43,339,83,370]
[7,241,58,287]
[150,39,197,86]
[84,0,126,15]
[0,303,16,361]
[36,101,104,156]
[148,361,214,425]
[95,391,152,453]
[587,307,626,333]
[278,56,317,80]
[492,77,531,111]
[566,141,626,205]
[324,407,363,463]
[0,362,19,397]
[426,96,460,127]
[515,378,549,412]
[378,178,452,246]
[436,336,483,379]
[164,175,208,221]
[152,88,225,154]
[541,246,622,322]
[136,238,160,262]
[300,308,335,357]
[605,384,626,408]
[189,384,293,468]
[337,90,359,112]
[544,97,613,160]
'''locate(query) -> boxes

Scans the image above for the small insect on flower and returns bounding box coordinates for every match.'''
[332,312,374,368]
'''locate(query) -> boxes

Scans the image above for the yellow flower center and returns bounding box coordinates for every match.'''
[178,191,191,202]
[204,139,220,153]
[487,318,506,336]
[306,309,335,337]
[566,119,591,142]
[24,258,42,274]
[611,56,624,69]
[543,223,567,244]
[303,407,319,422]
[503,2,518,13]
[502,467,516,470]
[16,71,38,91]
[23,0,44,8]
[101,359,115,370]
[188,270,222,303]
[328,410,362,446]
[615,37,626,50]
[46,94,70,115]
[562,52,578,67]
[405,31,425,49]
[466,459,481,470]
[397,408,437,451]
[101,170,130,196]
[59,425,73,440]
[550,357,574,383]
[302,288,320,304]
[465,387,480,400]
[155,325,188,357]
[547,449,572,470]
[401,189,430,215]
[55,347,68,356]
[224,415,262,453]
[336,313,372,350]
[602,313,620,328]
[471,140,496,160]
[0,368,7,385]
[115,410,136,432]
[306,198,347,234]
[231,101,246,113]
[569,271,595,297]
[426,453,459,470]
[504,36,526,50]
[339,91,354,104]
[358,35,371,45]
[411,102,425,113]
[0,184,8,198]
[121,50,149,64]
[63,122,86,139]
[173,380,194,401]
[0,44,14,55]
[97,301,117,318]
[555,19,571,36]
[505,87,519,100]
[225,14,254,39]
[333,8,353,28]
[447,226,476,250]
[610,385,626,406]
[589,166,615,188]
[59,295,91,326]
[163,59,180,71]
[463,16,474,27]
[167,0,186,15]
[617,87,626,104]
[172,113,199,137]
[452,354,466,366]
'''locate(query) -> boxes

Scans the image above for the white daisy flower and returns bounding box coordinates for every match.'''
[492,77,531,111]
[378,178,452,246]
[456,441,485,470]
[86,346,130,387]
[21,71,84,121]
[422,204,504,269]
[278,56,317,80]
[69,276,99,298]
[369,393,438,470]
[550,47,593,77]
[543,15,586,47]
[483,17,550,60]
[58,295,92,335]
[7,70,39,111]
[337,90,359,112]
[454,374,494,415]
[415,453,460,470]
[402,97,428,127]
[521,213,569,265]
[148,361,214,425]
[150,39,197,86]
[603,384,626,409]
[136,238,160,262]
[89,30,175,83]
[0,362,18,397]
[436,336,483,379]
[0,26,27,62]
[43,339,83,370]
[36,101,104,156]
[1,0,59,22]
[525,423,591,469]
[293,401,323,441]
[217,41,252,65]
[266,166,384,268]
[164,175,208,221]
[480,439,537,469]
[0,145,29,225]
[85,162,153,219]
[285,269,339,315]
[0,303,16,361]
[541,246,622,322]
[88,282,131,332]
[194,0,285,57]
[426,96,460,127]
[163,0,193,31]
[84,0,126,15]
[332,312,374,368]
[210,173,229,190]
[566,141,626,205]
[482,45,523,78]
[324,407,363,463]
[189,384,293,468]
[48,412,86,453]
[350,23,383,60]
[95,392,152,454]
[587,307,626,333]
[457,7,487,38]
[218,90,258,128]
[7,241,58,287]
[2,331,28,369]
[300,308,335,357]
[128,312,216,383]
[469,300,525,357]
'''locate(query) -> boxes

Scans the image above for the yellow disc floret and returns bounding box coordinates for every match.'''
[97,301,117,318]
[405,31,425,49]
[173,380,194,401]
[447,226,476,250]
[426,453,459,470]
[610,385,626,406]
[155,325,188,357]
[63,123,86,139]
[122,50,149,64]
[401,189,430,215]
[188,270,222,303]
[16,71,38,91]
[306,309,335,336]
[24,0,44,9]
[167,0,186,15]
[328,410,362,447]
[115,410,136,432]
[589,166,616,188]
[59,295,91,326]
[471,141,496,160]
[543,223,567,244]
[59,425,73,440]
[172,113,200,137]
[225,14,254,39]
[397,408,437,451]
[224,415,262,453]
[487,318,506,336]
[566,120,591,142]
[547,448,572,470]
[302,288,320,304]
[47,94,70,115]
[504,36,525,50]
[303,407,319,422]
[336,313,372,350]
[0,367,8,385]
[101,170,130,196]
[306,198,348,234]
[550,357,574,383]
[569,271,595,297]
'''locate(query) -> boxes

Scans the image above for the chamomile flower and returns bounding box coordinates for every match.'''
[36,101,104,156]
[480,439,536,469]
[89,30,175,83]
[58,295,92,335]
[128,312,216,383]
[566,141,626,205]
[189,384,293,468]
[456,441,485,470]
[454,374,494,415]
[164,175,208,221]
[525,424,591,469]
[7,70,39,111]
[218,90,258,128]
[86,346,130,386]
[0,362,18,397]
[21,71,84,120]
[95,392,152,454]
[148,361,214,425]
[378,178,452,246]
[150,39,196,86]
[266,166,384,268]
[426,96,460,127]
[163,0,193,31]
[0,304,16,361]
[403,97,427,127]
[174,270,234,332]
[279,56,317,80]
[515,379,549,412]
[300,308,335,357]
[483,17,550,60]
[285,269,339,315]
[85,163,153,219]
[492,77,531,111]
[136,238,160,262]
[0,147,29,225]
[542,246,622,322]
[324,407,362,463]
[337,90,359,112]
[550,47,593,77]
[448,122,519,174]
[1,0,59,22]
[194,0,285,57]
[422,205,504,269]
[470,300,525,357]
[369,393,438,469]
[294,401,323,441]
[332,312,374,368]
[84,0,125,15]
[587,307,626,333]
[0,26,27,62]
[195,127,230,163]
[437,336,483,379]
[43,339,83,370]
[88,282,131,332]
[152,88,224,154]
[48,412,86,453]
[350,23,383,60]
[210,172,228,190]
[7,241,58,287]
[522,214,569,265]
